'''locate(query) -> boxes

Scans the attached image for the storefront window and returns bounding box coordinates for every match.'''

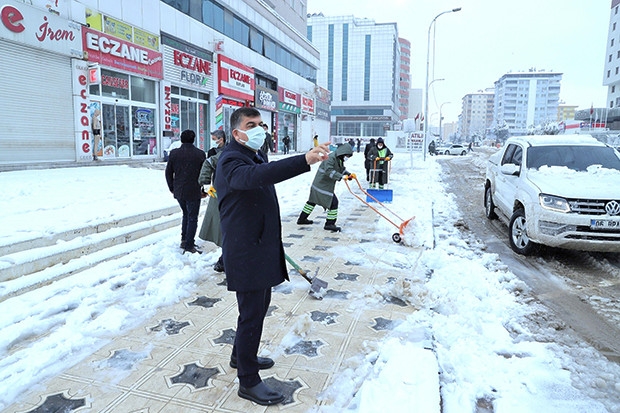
[278,113,297,152]
[131,76,156,103]
[101,103,130,158]
[101,70,129,99]
[167,87,209,151]
[132,106,156,155]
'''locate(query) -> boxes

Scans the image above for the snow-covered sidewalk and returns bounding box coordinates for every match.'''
[1,150,620,412]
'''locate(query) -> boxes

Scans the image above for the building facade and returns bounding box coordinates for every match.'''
[493,70,562,136]
[460,89,494,139]
[398,37,410,121]
[307,14,402,141]
[0,0,327,168]
[605,0,620,108]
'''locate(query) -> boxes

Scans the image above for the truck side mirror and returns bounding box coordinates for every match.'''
[500,163,520,176]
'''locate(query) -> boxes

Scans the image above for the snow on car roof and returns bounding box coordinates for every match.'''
[507,134,605,147]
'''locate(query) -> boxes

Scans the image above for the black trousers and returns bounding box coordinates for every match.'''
[233,288,272,387]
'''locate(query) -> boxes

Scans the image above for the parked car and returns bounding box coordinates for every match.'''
[436,143,467,156]
[484,135,620,255]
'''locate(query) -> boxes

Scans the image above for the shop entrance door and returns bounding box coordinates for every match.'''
[102,103,130,158]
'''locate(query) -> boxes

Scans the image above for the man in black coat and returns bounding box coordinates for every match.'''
[215,107,330,406]
[165,129,206,254]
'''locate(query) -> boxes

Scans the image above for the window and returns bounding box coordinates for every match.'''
[162,0,189,13]
[608,70,611,78]
[264,37,276,60]
[250,28,263,54]
[613,85,616,93]
[101,69,129,99]
[277,46,291,68]
[612,38,615,47]
[364,35,371,101]
[614,22,617,31]
[610,54,613,63]
[341,23,348,101]
[223,10,234,38]
[328,24,334,94]
[202,0,224,33]
[131,76,156,103]
[233,16,249,46]
[307,25,312,42]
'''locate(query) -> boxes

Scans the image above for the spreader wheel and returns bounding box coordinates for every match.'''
[392,233,402,243]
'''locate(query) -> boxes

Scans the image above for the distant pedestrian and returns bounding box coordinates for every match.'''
[282,135,291,154]
[260,124,271,161]
[364,138,376,181]
[199,130,226,272]
[356,138,361,153]
[368,137,393,189]
[429,140,436,156]
[468,141,473,152]
[349,138,355,149]
[165,129,206,254]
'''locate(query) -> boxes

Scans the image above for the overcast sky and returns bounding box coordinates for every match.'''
[307,0,610,123]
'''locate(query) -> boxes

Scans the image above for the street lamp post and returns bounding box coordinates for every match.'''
[439,101,451,143]
[423,7,462,161]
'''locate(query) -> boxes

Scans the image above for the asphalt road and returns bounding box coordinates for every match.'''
[437,150,620,362]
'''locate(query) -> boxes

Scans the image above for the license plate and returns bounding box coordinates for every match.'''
[590,219,620,229]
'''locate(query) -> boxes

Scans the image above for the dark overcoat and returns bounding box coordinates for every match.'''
[165,143,206,200]
[215,139,310,292]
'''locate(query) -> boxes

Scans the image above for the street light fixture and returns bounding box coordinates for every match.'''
[423,7,462,161]
[439,101,451,143]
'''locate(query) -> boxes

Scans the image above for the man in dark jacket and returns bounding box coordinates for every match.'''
[363,138,376,181]
[165,129,206,254]
[215,107,330,406]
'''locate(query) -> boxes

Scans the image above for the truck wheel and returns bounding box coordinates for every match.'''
[484,187,498,219]
[445,150,450,155]
[508,209,536,255]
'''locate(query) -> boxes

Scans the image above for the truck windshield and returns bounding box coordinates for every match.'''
[527,146,620,171]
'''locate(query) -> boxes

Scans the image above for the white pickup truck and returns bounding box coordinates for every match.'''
[484,135,620,255]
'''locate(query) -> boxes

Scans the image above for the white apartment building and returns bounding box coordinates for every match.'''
[493,70,562,136]
[605,0,620,109]
[307,14,402,139]
[460,89,494,139]
[0,0,324,168]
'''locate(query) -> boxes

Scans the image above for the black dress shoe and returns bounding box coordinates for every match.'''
[183,246,202,254]
[238,381,284,406]
[230,355,274,370]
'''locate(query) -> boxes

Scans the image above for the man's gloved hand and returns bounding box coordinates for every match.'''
[348,172,357,180]
[207,185,217,198]
[384,157,391,161]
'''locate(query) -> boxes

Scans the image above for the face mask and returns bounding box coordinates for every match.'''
[237,126,265,150]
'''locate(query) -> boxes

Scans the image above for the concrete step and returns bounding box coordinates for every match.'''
[0,204,207,302]
[0,206,180,256]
